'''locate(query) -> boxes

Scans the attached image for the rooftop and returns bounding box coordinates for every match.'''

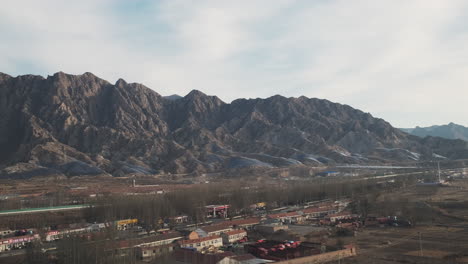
[180,235,221,245]
[302,206,335,214]
[225,217,261,226]
[224,229,247,236]
[200,224,233,233]
[268,212,301,219]
[139,231,183,244]
[138,243,176,250]
[329,211,354,218]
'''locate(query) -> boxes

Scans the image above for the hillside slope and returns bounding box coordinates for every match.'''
[1,72,467,178]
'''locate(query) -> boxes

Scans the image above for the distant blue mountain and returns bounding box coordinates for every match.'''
[401,123,468,141]
[163,94,183,101]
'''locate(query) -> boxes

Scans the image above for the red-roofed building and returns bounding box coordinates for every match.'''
[224,218,261,230]
[179,235,223,251]
[267,212,305,224]
[0,234,39,252]
[194,224,233,237]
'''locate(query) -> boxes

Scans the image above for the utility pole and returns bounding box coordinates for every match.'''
[418,232,423,257]
[437,161,441,182]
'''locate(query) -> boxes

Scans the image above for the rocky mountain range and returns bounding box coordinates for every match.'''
[401,123,468,142]
[1,72,468,178]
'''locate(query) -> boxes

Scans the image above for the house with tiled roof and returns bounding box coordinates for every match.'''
[224,218,261,230]
[136,243,177,261]
[267,212,305,224]
[328,211,357,223]
[179,235,223,251]
[221,229,247,244]
[136,231,183,247]
[194,224,233,237]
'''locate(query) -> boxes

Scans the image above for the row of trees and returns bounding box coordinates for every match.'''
[83,173,422,230]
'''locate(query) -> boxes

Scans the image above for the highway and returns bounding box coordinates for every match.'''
[0,204,90,216]
[354,167,467,182]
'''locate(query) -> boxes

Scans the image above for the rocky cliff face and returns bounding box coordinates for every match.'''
[1,72,467,178]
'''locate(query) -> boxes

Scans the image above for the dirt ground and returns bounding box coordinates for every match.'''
[340,178,468,264]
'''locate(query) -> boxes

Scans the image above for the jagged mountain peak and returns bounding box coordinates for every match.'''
[1,71,467,178]
[185,89,207,98]
[115,78,127,86]
[50,71,98,82]
[183,89,224,104]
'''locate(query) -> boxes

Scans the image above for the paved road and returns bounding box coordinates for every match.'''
[0,204,90,216]
[354,167,467,182]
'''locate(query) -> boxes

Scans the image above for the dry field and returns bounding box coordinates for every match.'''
[341,178,468,263]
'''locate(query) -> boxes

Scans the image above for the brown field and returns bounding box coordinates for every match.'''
[340,178,468,263]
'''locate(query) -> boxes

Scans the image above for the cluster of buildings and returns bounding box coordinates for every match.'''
[0,198,363,263]
[0,218,139,253]
[262,199,357,227]
[246,240,356,263]
[176,218,259,254]
[0,233,39,252]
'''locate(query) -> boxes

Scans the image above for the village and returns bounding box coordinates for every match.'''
[1,166,468,263]
[0,197,362,263]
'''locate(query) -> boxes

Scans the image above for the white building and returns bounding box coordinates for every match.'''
[0,234,39,252]
[221,229,247,245]
[195,224,233,237]
[179,235,223,251]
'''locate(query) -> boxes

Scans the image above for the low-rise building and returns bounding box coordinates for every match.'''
[171,215,189,224]
[328,211,356,223]
[136,231,183,247]
[179,236,223,251]
[0,234,39,252]
[137,243,177,262]
[221,229,247,244]
[45,226,89,242]
[225,218,261,230]
[267,212,305,224]
[194,224,233,237]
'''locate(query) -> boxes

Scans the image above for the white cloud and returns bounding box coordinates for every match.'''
[1,0,468,127]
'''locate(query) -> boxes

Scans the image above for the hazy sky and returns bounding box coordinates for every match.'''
[1,0,468,128]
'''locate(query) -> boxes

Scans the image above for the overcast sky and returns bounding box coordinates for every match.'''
[1,0,467,127]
